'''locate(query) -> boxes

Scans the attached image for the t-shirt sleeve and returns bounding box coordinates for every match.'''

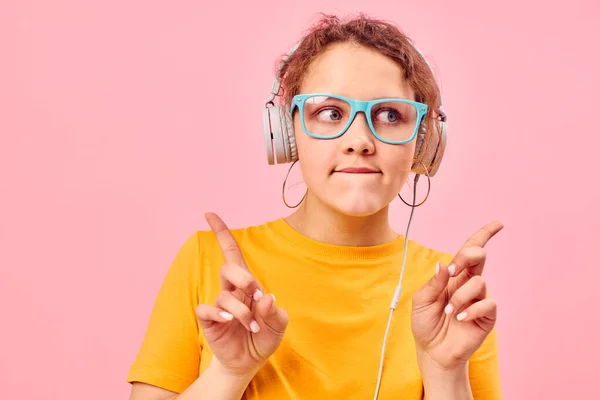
[469,327,502,399]
[127,232,202,394]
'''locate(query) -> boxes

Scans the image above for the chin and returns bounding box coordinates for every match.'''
[329,197,388,218]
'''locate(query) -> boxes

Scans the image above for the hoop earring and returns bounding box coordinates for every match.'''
[398,161,431,208]
[282,159,307,209]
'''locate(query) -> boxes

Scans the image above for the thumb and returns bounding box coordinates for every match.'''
[255,293,289,334]
[414,262,450,305]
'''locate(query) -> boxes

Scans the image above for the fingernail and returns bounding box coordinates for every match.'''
[253,289,263,301]
[271,293,276,302]
[457,311,467,321]
[219,311,233,321]
[250,320,260,333]
[435,262,440,276]
[448,264,456,277]
[444,303,454,315]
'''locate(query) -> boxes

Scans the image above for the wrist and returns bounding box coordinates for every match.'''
[417,352,472,400]
[208,356,260,384]
[177,357,259,400]
[416,349,468,374]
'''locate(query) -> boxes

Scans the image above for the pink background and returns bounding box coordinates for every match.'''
[1,0,599,398]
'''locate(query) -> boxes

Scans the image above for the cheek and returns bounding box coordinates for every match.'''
[294,120,334,172]
[380,143,416,182]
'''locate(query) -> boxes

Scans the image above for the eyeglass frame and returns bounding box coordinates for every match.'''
[290,93,429,145]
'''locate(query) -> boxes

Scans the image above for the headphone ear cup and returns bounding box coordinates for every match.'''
[263,107,275,165]
[282,109,298,163]
[413,115,447,177]
[414,125,426,163]
[269,106,298,164]
[428,119,447,177]
[269,106,289,164]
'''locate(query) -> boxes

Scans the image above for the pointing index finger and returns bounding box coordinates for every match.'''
[205,212,248,271]
[447,221,504,280]
[461,220,504,250]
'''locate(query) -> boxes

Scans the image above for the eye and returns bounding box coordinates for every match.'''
[317,108,343,122]
[374,109,400,123]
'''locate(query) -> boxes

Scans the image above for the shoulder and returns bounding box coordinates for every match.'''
[404,238,455,284]
[408,238,454,266]
[186,219,277,260]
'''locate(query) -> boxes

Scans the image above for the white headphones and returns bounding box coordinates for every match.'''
[263,41,448,177]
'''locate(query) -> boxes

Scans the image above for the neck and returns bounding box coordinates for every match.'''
[284,190,399,247]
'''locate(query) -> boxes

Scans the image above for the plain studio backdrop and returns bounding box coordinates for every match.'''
[1,0,599,398]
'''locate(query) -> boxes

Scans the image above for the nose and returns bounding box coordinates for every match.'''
[342,113,375,155]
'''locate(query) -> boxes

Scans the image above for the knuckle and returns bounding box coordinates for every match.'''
[221,263,255,290]
[194,304,203,317]
[222,243,240,255]
[451,292,464,305]
[463,246,486,260]
[220,261,235,275]
[219,264,230,279]
[238,274,255,290]
[478,247,487,259]
[238,307,253,322]
[221,262,245,279]
[215,290,231,304]
[195,303,210,318]
[472,275,486,288]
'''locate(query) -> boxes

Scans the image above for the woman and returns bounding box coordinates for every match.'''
[128,14,503,400]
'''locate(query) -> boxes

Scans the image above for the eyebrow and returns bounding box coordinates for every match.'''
[300,92,412,100]
[299,91,417,101]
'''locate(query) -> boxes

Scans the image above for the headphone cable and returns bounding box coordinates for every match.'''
[373,174,420,400]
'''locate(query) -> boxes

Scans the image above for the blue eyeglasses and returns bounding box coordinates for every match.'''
[291,93,428,145]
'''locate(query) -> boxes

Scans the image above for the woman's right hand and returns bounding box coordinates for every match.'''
[195,212,289,379]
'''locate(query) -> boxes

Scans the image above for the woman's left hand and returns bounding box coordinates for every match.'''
[411,221,504,372]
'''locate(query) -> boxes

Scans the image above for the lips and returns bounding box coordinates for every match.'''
[335,167,380,173]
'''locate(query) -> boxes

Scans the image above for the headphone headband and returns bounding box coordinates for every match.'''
[264,43,300,107]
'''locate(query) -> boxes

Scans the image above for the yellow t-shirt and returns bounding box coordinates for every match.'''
[128,218,501,399]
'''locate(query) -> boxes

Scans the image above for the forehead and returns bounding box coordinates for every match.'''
[299,42,414,101]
